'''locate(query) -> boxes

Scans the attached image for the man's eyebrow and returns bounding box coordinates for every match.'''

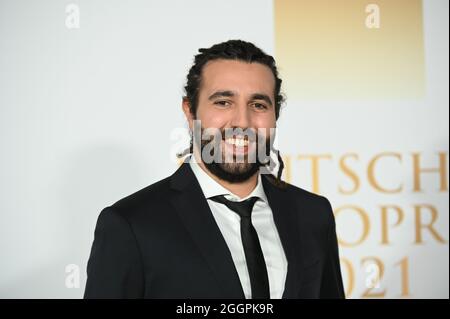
[250,93,273,106]
[208,90,236,100]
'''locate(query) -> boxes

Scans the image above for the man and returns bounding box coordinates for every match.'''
[84,40,345,299]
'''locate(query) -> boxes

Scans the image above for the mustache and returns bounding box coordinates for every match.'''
[199,127,266,143]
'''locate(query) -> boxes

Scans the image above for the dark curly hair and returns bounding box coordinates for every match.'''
[181,39,287,187]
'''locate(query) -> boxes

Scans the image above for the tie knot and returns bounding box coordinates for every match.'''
[209,195,259,218]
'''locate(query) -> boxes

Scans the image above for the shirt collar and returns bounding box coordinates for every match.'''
[188,155,268,203]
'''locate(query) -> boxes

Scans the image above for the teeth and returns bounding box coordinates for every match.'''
[225,138,249,147]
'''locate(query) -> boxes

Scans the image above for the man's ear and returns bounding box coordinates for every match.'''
[182,98,194,130]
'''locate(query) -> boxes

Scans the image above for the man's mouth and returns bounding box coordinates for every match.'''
[222,136,254,157]
[224,136,249,147]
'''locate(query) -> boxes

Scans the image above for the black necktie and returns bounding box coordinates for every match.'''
[210,195,270,299]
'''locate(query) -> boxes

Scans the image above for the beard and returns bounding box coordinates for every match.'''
[197,128,272,183]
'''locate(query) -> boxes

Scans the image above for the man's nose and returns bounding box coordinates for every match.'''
[230,103,251,129]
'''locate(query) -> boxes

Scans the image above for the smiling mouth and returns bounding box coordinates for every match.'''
[221,136,255,156]
[224,136,250,147]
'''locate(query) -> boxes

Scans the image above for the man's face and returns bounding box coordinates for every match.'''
[183,59,277,183]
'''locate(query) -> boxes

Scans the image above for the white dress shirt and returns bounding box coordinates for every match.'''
[189,156,288,299]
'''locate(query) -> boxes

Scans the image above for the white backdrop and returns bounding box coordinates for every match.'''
[0,0,448,298]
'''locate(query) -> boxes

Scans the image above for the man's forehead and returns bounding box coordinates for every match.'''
[202,59,274,79]
[201,60,275,96]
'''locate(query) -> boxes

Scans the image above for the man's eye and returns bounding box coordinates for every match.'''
[214,101,230,106]
[253,103,268,110]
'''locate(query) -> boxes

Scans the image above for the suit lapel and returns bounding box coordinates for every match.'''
[262,176,302,299]
[170,163,245,298]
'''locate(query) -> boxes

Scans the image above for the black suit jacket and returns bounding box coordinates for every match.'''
[84,163,345,299]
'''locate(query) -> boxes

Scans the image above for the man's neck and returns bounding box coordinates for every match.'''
[196,159,258,199]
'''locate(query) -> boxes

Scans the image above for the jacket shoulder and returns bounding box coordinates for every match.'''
[105,175,173,220]
[285,182,330,203]
[280,181,334,223]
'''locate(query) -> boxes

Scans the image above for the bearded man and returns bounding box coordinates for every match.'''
[84,40,345,299]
